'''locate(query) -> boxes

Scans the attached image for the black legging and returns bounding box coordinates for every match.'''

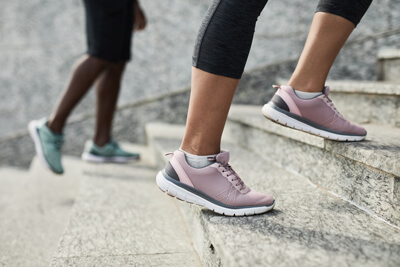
[193,0,373,79]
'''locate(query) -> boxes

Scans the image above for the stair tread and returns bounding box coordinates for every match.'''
[50,162,200,266]
[0,156,82,266]
[0,168,30,207]
[328,80,400,95]
[229,105,400,177]
[154,137,400,266]
[276,80,400,95]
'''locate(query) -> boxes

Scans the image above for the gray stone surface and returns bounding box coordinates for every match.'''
[0,167,29,214]
[234,60,297,106]
[331,93,399,126]
[226,105,400,226]
[0,156,82,267]
[327,80,400,95]
[51,254,200,267]
[1,0,399,139]
[0,131,37,168]
[50,163,200,266]
[378,48,400,81]
[381,58,400,81]
[153,136,400,267]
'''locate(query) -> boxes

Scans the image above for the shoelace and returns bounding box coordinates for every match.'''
[110,141,119,149]
[324,96,344,119]
[208,157,246,191]
[54,138,64,150]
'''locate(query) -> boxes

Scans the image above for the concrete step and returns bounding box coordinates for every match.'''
[152,135,400,267]
[225,105,400,227]
[325,80,400,127]
[0,156,82,266]
[50,158,201,266]
[377,48,400,82]
[0,167,30,213]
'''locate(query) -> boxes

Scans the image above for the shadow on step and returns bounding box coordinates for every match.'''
[200,208,400,260]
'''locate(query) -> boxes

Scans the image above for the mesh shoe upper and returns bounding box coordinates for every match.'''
[36,119,64,174]
[84,139,139,158]
[276,85,366,136]
[168,150,274,207]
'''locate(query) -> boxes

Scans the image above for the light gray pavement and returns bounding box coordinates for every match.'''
[0,156,82,267]
[50,159,201,266]
[0,167,29,213]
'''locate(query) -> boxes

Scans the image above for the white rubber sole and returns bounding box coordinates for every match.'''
[28,120,52,171]
[262,103,366,142]
[156,171,275,216]
[81,152,139,163]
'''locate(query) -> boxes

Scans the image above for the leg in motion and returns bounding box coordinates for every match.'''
[80,0,142,163]
[81,61,140,163]
[94,62,126,147]
[28,55,110,174]
[263,0,372,141]
[48,55,110,133]
[288,12,355,93]
[157,0,275,216]
[181,68,239,156]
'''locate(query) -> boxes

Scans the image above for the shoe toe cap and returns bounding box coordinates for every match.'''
[246,190,275,206]
[348,123,367,136]
[46,155,64,174]
[259,193,275,206]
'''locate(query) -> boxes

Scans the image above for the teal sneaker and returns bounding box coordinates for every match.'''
[81,139,140,163]
[28,118,64,174]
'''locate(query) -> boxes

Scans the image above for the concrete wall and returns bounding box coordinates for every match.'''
[1,0,399,138]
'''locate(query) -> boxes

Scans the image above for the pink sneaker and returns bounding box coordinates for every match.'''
[156,150,275,216]
[262,85,367,141]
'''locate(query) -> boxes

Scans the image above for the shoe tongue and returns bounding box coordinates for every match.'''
[43,125,63,140]
[215,151,230,166]
[323,86,330,97]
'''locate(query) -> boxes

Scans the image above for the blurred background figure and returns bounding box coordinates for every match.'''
[28,0,147,174]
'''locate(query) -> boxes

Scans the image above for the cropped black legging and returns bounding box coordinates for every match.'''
[192,0,372,79]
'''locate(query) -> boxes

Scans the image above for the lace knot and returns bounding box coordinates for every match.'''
[54,139,64,149]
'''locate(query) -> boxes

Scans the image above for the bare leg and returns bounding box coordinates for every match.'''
[288,12,355,92]
[93,62,126,147]
[48,55,110,133]
[181,67,239,155]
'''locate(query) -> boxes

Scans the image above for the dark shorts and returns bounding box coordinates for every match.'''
[83,0,135,63]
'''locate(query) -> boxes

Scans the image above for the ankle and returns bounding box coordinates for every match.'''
[179,148,217,168]
[180,143,220,156]
[287,79,324,93]
[93,135,110,147]
[46,120,63,134]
